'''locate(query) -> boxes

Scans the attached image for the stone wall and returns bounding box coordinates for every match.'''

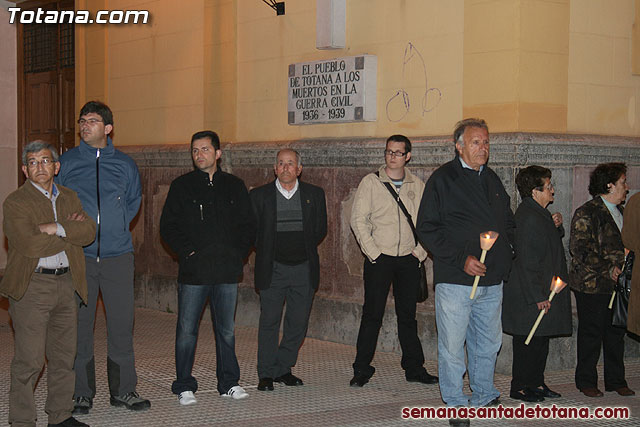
[125,133,640,373]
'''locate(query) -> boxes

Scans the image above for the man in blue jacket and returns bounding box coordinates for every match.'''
[57,101,149,414]
[160,131,256,405]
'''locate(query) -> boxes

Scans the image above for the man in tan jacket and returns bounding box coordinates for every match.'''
[1,141,95,427]
[349,134,438,387]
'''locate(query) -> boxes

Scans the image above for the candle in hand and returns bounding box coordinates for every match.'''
[480,232,499,251]
[525,276,567,345]
[470,231,499,299]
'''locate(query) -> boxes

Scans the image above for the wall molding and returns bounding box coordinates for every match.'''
[122,133,640,170]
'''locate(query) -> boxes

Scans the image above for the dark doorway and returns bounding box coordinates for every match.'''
[17,0,75,184]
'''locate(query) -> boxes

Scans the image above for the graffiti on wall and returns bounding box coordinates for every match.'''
[386,42,442,123]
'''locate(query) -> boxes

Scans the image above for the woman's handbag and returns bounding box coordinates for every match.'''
[377,175,428,302]
[613,251,634,328]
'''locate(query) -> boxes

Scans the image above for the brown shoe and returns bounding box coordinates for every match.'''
[580,387,604,398]
[606,386,635,396]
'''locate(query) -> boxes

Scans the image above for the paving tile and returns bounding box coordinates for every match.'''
[1,307,639,426]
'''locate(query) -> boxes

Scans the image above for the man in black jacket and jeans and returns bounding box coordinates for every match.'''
[160,130,256,405]
[417,119,515,426]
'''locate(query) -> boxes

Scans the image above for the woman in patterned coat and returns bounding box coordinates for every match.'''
[569,162,633,398]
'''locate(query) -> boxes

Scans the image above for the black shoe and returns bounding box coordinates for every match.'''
[448,405,470,426]
[48,416,89,427]
[72,396,92,415]
[485,397,500,406]
[534,384,561,398]
[258,377,274,391]
[510,388,544,402]
[406,371,439,384]
[274,373,303,386]
[110,391,151,411]
[349,374,370,387]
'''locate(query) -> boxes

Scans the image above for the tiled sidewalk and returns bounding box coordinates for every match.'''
[1,305,639,426]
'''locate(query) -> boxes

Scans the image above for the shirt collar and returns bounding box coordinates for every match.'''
[601,196,623,231]
[30,180,58,200]
[459,157,484,174]
[601,195,621,213]
[276,178,299,200]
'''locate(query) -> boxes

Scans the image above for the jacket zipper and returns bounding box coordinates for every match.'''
[199,204,203,220]
[396,187,401,256]
[96,149,101,262]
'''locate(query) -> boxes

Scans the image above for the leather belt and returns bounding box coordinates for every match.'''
[34,266,70,275]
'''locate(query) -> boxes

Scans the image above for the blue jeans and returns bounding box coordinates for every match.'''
[435,282,503,407]
[172,283,240,395]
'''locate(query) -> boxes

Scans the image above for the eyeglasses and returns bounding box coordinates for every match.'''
[26,158,55,168]
[77,118,103,125]
[536,183,554,192]
[384,149,407,158]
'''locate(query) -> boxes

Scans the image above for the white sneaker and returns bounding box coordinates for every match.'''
[221,385,248,400]
[178,391,197,406]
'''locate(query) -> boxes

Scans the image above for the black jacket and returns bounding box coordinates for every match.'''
[416,156,515,286]
[503,197,572,336]
[250,181,327,291]
[159,169,256,285]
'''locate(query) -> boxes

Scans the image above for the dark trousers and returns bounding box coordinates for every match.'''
[353,254,426,379]
[257,261,314,379]
[9,272,77,426]
[574,291,627,390]
[74,253,137,398]
[511,335,549,392]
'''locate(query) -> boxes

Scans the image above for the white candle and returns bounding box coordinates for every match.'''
[525,277,567,345]
[470,231,499,299]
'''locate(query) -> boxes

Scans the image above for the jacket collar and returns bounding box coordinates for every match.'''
[22,178,56,202]
[522,196,553,220]
[448,155,499,218]
[377,165,416,183]
[587,196,623,238]
[453,154,487,177]
[79,136,115,156]
[592,194,623,215]
[194,168,219,184]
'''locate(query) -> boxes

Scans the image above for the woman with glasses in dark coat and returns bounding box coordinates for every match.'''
[503,166,572,402]
[569,162,633,398]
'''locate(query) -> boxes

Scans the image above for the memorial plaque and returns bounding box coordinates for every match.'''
[288,55,377,125]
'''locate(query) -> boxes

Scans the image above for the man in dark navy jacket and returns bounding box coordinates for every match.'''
[250,149,327,392]
[160,131,256,405]
[417,118,515,425]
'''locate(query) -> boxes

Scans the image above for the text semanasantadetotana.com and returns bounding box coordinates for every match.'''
[8,7,149,24]
[401,404,630,420]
